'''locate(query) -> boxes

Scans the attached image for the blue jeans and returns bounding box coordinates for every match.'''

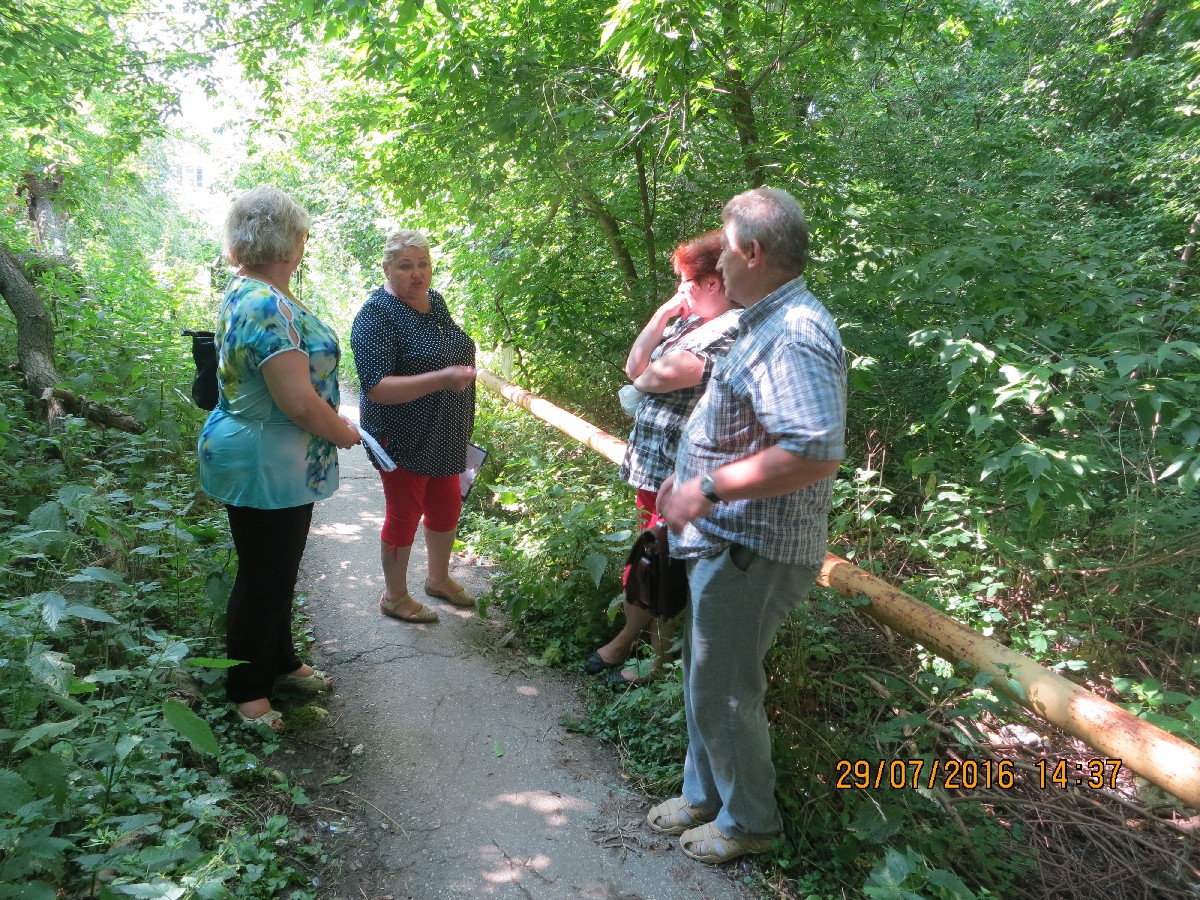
[682,544,818,839]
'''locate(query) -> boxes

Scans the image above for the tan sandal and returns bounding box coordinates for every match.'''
[679,821,772,864]
[276,668,333,694]
[646,796,718,836]
[380,592,439,623]
[237,707,284,732]
[424,578,475,608]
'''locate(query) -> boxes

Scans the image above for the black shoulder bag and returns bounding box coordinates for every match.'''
[182,330,218,411]
[622,520,689,620]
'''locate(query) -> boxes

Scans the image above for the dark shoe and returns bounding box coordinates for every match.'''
[602,669,638,687]
[583,651,622,675]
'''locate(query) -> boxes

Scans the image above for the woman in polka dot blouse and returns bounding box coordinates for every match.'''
[351,231,477,624]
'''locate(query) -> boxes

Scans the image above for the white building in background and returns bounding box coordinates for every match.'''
[168,58,249,231]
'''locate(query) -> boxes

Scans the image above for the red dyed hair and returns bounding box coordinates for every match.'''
[670,229,722,282]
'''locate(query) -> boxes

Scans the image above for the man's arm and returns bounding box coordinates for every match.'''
[658,446,840,534]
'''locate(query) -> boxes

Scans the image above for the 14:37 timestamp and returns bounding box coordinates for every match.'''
[1035,757,1122,789]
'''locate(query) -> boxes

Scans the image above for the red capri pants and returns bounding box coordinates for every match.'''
[380,465,463,547]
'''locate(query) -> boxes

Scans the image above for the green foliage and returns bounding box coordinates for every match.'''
[0,0,208,227]
[574,663,686,796]
[0,175,328,899]
[458,393,633,661]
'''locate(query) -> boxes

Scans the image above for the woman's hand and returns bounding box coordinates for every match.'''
[656,292,688,322]
[336,416,363,449]
[365,365,475,404]
[626,293,688,379]
[633,349,705,393]
[442,365,477,392]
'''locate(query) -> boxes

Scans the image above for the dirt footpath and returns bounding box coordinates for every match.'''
[288,423,754,899]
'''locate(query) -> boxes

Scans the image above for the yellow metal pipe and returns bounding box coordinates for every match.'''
[820,556,1200,808]
[476,367,1200,809]
[477,368,627,466]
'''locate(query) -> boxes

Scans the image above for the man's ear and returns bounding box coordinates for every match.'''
[744,239,765,267]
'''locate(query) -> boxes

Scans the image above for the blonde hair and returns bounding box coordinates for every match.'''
[382,230,431,267]
[223,186,310,267]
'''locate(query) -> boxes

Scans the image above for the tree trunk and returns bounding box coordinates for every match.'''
[570,178,641,302]
[720,2,764,188]
[1172,211,1200,295]
[634,139,657,304]
[724,64,765,188]
[1126,0,1169,60]
[0,244,145,433]
[1181,212,1200,266]
[0,245,59,395]
[20,170,69,253]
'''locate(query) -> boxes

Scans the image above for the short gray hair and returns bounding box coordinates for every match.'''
[722,186,809,275]
[223,186,310,267]
[383,230,431,267]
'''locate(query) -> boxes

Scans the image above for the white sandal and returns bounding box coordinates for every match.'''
[237,707,284,732]
[276,668,333,693]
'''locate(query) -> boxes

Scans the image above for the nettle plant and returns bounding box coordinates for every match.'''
[460,394,634,665]
[0,274,324,898]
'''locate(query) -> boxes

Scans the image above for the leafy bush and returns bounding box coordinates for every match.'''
[0,211,331,898]
[459,393,635,664]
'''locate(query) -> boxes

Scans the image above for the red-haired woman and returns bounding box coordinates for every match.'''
[586,230,742,685]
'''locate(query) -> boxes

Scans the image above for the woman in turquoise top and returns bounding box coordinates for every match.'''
[198,186,361,732]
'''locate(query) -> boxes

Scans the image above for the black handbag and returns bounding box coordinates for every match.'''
[622,520,689,619]
[183,330,218,411]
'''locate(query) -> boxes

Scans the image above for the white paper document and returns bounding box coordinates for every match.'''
[358,429,397,472]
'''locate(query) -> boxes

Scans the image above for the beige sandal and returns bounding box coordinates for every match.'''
[646,796,718,836]
[679,821,772,864]
[276,668,333,694]
[424,578,475,608]
[380,592,439,623]
[237,707,284,732]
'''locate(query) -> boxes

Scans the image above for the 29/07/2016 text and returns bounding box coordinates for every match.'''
[833,757,1123,791]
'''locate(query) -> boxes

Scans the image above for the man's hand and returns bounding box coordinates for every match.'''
[659,474,713,534]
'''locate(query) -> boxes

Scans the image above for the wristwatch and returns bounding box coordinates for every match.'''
[699,473,722,503]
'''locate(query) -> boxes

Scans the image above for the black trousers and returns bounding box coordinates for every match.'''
[224,503,314,703]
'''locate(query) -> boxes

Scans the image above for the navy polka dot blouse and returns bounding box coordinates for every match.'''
[351,287,476,476]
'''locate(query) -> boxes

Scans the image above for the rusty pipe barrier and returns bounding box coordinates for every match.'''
[476,366,1200,809]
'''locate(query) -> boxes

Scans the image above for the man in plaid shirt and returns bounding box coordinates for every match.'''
[651,186,847,864]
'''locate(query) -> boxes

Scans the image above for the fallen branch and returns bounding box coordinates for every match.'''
[40,388,145,434]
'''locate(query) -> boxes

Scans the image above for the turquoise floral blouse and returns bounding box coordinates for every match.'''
[198,276,342,509]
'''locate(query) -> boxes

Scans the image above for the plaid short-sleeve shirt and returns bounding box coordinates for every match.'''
[618,309,742,493]
[671,277,847,567]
